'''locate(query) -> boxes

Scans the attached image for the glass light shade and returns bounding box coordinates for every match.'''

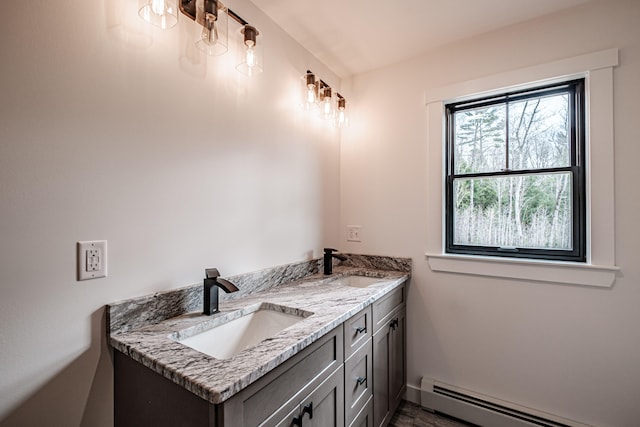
[302,73,319,109]
[336,96,349,128]
[236,25,263,76]
[321,87,334,119]
[138,0,178,29]
[196,0,228,56]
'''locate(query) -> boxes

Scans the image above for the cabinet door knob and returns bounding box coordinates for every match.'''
[389,318,398,330]
[356,376,367,386]
[302,402,314,419]
[355,326,367,334]
[292,415,303,426]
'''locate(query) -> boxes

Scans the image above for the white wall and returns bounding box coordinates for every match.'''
[0,0,341,425]
[340,1,640,426]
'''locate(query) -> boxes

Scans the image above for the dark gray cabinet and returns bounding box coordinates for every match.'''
[371,286,406,427]
[115,326,343,427]
[388,308,406,420]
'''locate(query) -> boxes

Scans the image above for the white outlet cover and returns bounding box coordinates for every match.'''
[77,240,107,281]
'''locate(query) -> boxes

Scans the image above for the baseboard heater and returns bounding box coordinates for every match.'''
[420,378,591,427]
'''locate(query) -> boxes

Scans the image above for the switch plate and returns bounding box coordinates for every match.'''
[347,225,362,242]
[77,240,107,281]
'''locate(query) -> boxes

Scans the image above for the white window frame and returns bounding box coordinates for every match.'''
[425,48,620,287]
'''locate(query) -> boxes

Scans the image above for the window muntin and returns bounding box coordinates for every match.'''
[446,80,585,261]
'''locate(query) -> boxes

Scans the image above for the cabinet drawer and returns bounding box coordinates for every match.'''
[236,326,344,426]
[273,366,345,427]
[372,285,405,333]
[344,306,372,360]
[349,396,373,427]
[344,338,373,426]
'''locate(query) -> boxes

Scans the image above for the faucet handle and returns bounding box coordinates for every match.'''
[205,268,221,279]
[324,248,338,254]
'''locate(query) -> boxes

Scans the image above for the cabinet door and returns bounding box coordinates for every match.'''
[372,324,391,427]
[372,307,406,427]
[303,366,345,427]
[388,308,406,416]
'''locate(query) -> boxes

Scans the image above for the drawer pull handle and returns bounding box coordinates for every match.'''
[292,402,313,425]
[356,376,367,386]
[303,402,314,419]
[355,326,367,334]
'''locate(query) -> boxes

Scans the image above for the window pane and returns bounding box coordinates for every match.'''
[453,105,506,174]
[453,173,572,250]
[508,93,570,170]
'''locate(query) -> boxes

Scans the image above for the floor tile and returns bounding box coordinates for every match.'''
[389,401,475,427]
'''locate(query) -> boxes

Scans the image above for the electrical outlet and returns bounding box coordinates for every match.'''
[77,240,107,281]
[347,225,361,242]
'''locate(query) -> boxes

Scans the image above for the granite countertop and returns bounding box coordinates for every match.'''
[109,264,409,405]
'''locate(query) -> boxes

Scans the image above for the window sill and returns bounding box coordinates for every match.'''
[425,253,619,287]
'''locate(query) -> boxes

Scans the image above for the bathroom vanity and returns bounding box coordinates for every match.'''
[108,255,410,427]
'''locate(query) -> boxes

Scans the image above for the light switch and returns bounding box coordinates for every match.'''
[347,225,361,242]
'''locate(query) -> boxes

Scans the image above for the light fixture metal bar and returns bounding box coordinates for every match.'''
[306,70,332,92]
[179,0,249,26]
[227,8,248,26]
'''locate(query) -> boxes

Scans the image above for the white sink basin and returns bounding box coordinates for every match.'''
[331,275,391,288]
[176,304,312,359]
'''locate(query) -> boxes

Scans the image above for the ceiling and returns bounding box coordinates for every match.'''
[250,0,592,78]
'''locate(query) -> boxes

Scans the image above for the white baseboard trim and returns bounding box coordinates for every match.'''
[405,384,422,405]
[418,378,591,427]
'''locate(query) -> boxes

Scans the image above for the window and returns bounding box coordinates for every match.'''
[445,79,586,262]
[425,49,618,287]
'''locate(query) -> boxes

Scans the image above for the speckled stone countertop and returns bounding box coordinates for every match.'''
[108,256,410,405]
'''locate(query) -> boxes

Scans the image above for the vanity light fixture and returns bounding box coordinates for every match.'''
[302,70,349,127]
[138,0,263,75]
